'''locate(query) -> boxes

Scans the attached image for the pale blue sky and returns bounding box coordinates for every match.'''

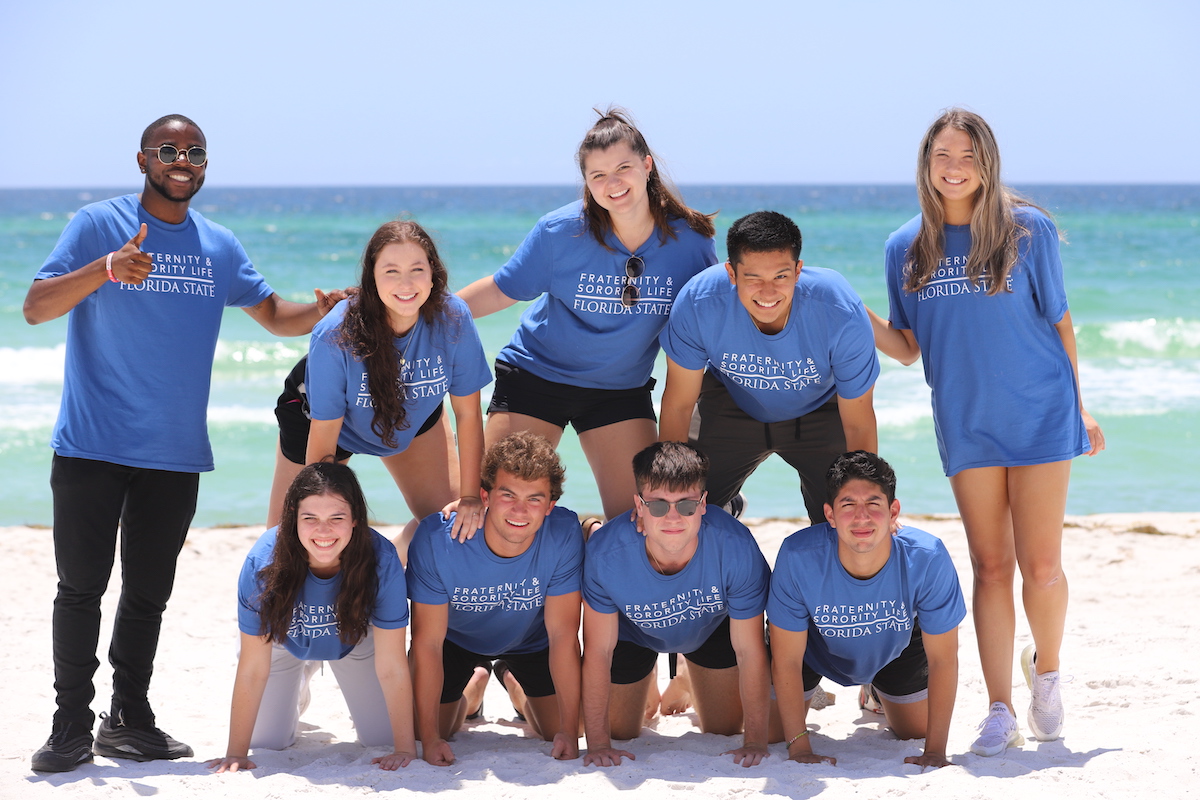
[2,0,1197,188]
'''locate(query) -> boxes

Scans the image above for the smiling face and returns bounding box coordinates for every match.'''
[296,491,355,578]
[373,241,434,335]
[824,478,900,577]
[726,249,802,335]
[928,127,981,224]
[138,120,206,208]
[582,141,653,221]
[481,470,556,557]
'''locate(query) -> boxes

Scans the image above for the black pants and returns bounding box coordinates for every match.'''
[693,372,845,524]
[50,455,198,728]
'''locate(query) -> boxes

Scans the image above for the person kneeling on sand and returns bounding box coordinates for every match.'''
[207,462,417,773]
[581,442,776,768]
[768,451,965,767]
[407,432,583,764]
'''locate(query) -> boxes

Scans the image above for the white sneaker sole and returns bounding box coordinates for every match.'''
[1021,645,1064,741]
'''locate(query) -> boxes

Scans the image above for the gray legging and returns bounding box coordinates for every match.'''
[250,630,394,750]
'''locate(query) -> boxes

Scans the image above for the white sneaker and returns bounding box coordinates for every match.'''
[970,701,1024,756]
[1022,645,1064,741]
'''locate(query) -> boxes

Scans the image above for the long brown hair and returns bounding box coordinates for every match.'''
[256,462,378,647]
[338,220,450,448]
[576,107,715,249]
[905,108,1053,296]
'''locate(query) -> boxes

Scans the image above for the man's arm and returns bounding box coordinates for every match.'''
[24,224,152,324]
[836,387,878,454]
[581,601,634,767]
[457,275,518,319]
[903,627,958,768]
[242,289,344,337]
[865,306,921,366]
[409,602,456,766]
[768,624,835,765]
[658,358,704,443]
[544,591,583,760]
[725,614,771,767]
[370,625,418,770]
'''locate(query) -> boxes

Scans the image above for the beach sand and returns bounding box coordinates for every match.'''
[5,512,1199,798]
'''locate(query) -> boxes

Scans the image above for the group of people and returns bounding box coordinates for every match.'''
[25,105,1103,775]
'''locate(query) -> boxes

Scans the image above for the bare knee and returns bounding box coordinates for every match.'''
[971,555,1016,586]
[610,718,645,741]
[1019,559,1066,591]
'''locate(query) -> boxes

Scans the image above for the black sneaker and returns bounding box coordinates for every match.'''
[31,725,94,773]
[93,713,193,762]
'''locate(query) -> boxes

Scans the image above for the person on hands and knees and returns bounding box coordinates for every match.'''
[581,442,777,768]
[207,463,417,774]
[407,432,583,765]
[768,451,965,768]
[26,114,344,773]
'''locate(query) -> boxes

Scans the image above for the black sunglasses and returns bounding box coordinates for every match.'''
[621,256,645,308]
[638,493,705,517]
[144,144,208,167]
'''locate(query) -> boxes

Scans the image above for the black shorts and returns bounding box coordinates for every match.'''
[609,616,738,685]
[801,624,929,701]
[275,356,443,465]
[439,638,556,703]
[487,360,656,434]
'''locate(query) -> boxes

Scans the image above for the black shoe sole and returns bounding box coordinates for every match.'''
[32,743,94,773]
[93,742,192,762]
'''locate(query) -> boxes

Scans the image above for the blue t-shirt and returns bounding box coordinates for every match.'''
[306,294,492,457]
[237,527,410,661]
[582,507,770,653]
[406,505,583,655]
[661,264,879,422]
[766,523,965,687]
[36,195,273,472]
[493,201,716,389]
[885,207,1089,475]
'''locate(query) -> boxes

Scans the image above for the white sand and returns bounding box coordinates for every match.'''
[5,512,1199,798]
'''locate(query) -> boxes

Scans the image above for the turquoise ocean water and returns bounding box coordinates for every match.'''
[2,185,1197,526]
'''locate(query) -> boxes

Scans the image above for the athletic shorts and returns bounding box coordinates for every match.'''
[801,624,929,703]
[275,356,443,465]
[610,616,737,685]
[439,638,556,703]
[487,360,656,434]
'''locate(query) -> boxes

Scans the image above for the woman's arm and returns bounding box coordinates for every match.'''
[305,417,346,465]
[206,632,273,773]
[444,391,485,542]
[1053,310,1105,455]
[457,275,518,318]
[370,626,418,770]
[865,306,921,366]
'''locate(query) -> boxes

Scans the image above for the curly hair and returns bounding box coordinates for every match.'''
[338,219,450,448]
[481,431,566,502]
[576,106,715,249]
[255,462,378,647]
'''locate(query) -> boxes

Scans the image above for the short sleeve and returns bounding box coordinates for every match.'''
[493,220,553,301]
[658,282,712,370]
[546,510,584,596]
[405,515,451,605]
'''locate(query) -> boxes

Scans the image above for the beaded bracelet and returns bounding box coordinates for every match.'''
[787,730,809,747]
[105,252,118,283]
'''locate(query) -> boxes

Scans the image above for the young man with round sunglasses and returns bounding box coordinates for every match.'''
[658,210,879,525]
[24,114,344,773]
[580,442,776,768]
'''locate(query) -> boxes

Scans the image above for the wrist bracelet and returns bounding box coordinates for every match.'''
[105,252,118,283]
[787,730,809,747]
